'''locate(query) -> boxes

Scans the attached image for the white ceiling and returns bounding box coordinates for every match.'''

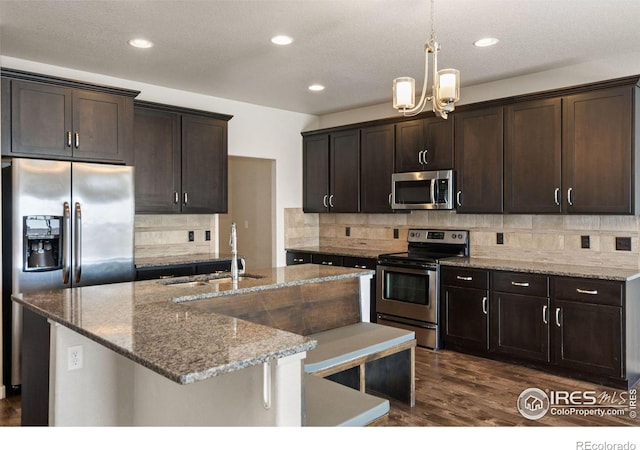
[1,0,639,116]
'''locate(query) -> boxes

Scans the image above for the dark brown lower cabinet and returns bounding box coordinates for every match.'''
[441,266,638,389]
[442,285,489,352]
[490,292,550,363]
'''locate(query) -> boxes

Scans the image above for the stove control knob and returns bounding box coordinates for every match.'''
[458,233,463,239]
[451,233,456,239]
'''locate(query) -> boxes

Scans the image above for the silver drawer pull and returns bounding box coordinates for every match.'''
[576,288,598,295]
[511,281,530,287]
[321,261,333,265]
[456,276,473,281]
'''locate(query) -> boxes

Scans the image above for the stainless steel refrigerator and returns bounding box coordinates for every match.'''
[2,158,134,389]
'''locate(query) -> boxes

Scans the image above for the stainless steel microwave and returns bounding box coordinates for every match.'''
[391,169,454,210]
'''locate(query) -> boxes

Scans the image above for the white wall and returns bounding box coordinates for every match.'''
[315,50,640,129]
[0,56,320,267]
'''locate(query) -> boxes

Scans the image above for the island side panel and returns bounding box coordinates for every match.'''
[132,352,305,426]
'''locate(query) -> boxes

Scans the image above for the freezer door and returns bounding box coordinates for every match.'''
[71,162,135,286]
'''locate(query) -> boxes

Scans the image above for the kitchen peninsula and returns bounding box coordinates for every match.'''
[13,264,374,426]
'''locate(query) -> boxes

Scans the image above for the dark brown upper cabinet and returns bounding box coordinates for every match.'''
[395,117,454,172]
[504,98,562,213]
[133,101,231,214]
[303,130,360,213]
[454,106,504,213]
[360,124,395,213]
[562,85,635,214]
[1,70,138,164]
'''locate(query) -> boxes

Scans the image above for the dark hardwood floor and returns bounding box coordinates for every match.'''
[0,347,637,427]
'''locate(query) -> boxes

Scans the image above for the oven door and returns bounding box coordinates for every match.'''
[376,263,438,324]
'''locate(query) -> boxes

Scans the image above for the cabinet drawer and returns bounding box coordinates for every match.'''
[343,256,376,269]
[441,267,489,290]
[492,271,548,297]
[311,253,344,266]
[286,252,312,265]
[552,277,623,306]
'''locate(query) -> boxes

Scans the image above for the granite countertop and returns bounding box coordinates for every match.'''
[440,257,640,281]
[135,252,240,268]
[285,246,389,259]
[13,265,373,385]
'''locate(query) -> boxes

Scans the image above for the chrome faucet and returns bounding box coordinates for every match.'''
[230,222,238,285]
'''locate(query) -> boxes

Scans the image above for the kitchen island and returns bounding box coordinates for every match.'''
[13,264,374,426]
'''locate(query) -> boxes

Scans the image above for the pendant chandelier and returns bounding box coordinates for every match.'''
[392,0,460,119]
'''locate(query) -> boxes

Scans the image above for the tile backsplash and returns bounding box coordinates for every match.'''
[135,214,218,259]
[284,208,640,269]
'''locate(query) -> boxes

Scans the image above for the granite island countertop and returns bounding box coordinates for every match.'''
[13,264,374,385]
[440,257,640,281]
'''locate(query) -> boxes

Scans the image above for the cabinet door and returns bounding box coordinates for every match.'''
[563,86,633,213]
[133,107,181,213]
[490,292,550,362]
[395,119,425,172]
[10,80,73,158]
[552,300,623,378]
[360,124,394,213]
[72,89,127,162]
[330,129,360,212]
[442,286,489,351]
[303,134,330,212]
[454,107,504,213]
[423,116,454,170]
[181,114,228,213]
[505,98,562,213]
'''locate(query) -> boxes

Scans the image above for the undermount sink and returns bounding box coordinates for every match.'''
[161,274,263,287]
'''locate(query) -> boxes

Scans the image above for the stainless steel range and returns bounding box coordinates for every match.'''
[376,229,469,349]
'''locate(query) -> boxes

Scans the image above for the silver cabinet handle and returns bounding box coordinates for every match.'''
[74,202,82,284]
[567,187,573,206]
[554,188,560,206]
[66,131,72,147]
[388,193,392,207]
[174,192,179,204]
[329,194,334,208]
[456,190,462,207]
[576,288,598,295]
[511,281,530,287]
[62,202,71,284]
[423,149,428,165]
[183,192,188,205]
[543,305,548,324]
[418,150,424,165]
[323,194,328,208]
[74,132,80,148]
[263,361,271,410]
[555,307,562,327]
[321,261,333,265]
[456,275,473,281]
[482,297,488,315]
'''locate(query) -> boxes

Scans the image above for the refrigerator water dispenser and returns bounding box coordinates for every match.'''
[23,215,62,271]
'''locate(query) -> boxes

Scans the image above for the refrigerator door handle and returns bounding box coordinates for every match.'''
[74,202,82,284]
[63,201,71,284]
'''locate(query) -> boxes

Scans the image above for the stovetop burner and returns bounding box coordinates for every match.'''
[378,228,469,265]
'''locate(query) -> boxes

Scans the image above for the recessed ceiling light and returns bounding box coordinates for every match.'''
[474,37,499,48]
[308,84,325,92]
[128,38,154,49]
[271,35,293,46]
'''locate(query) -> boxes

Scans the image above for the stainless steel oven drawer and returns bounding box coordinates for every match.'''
[377,314,438,349]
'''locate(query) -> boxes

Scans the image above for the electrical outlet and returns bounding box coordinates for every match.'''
[616,237,632,251]
[345,227,351,237]
[581,235,590,249]
[68,345,83,371]
[496,233,504,245]
[393,228,399,239]
[205,230,211,241]
[188,231,194,242]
